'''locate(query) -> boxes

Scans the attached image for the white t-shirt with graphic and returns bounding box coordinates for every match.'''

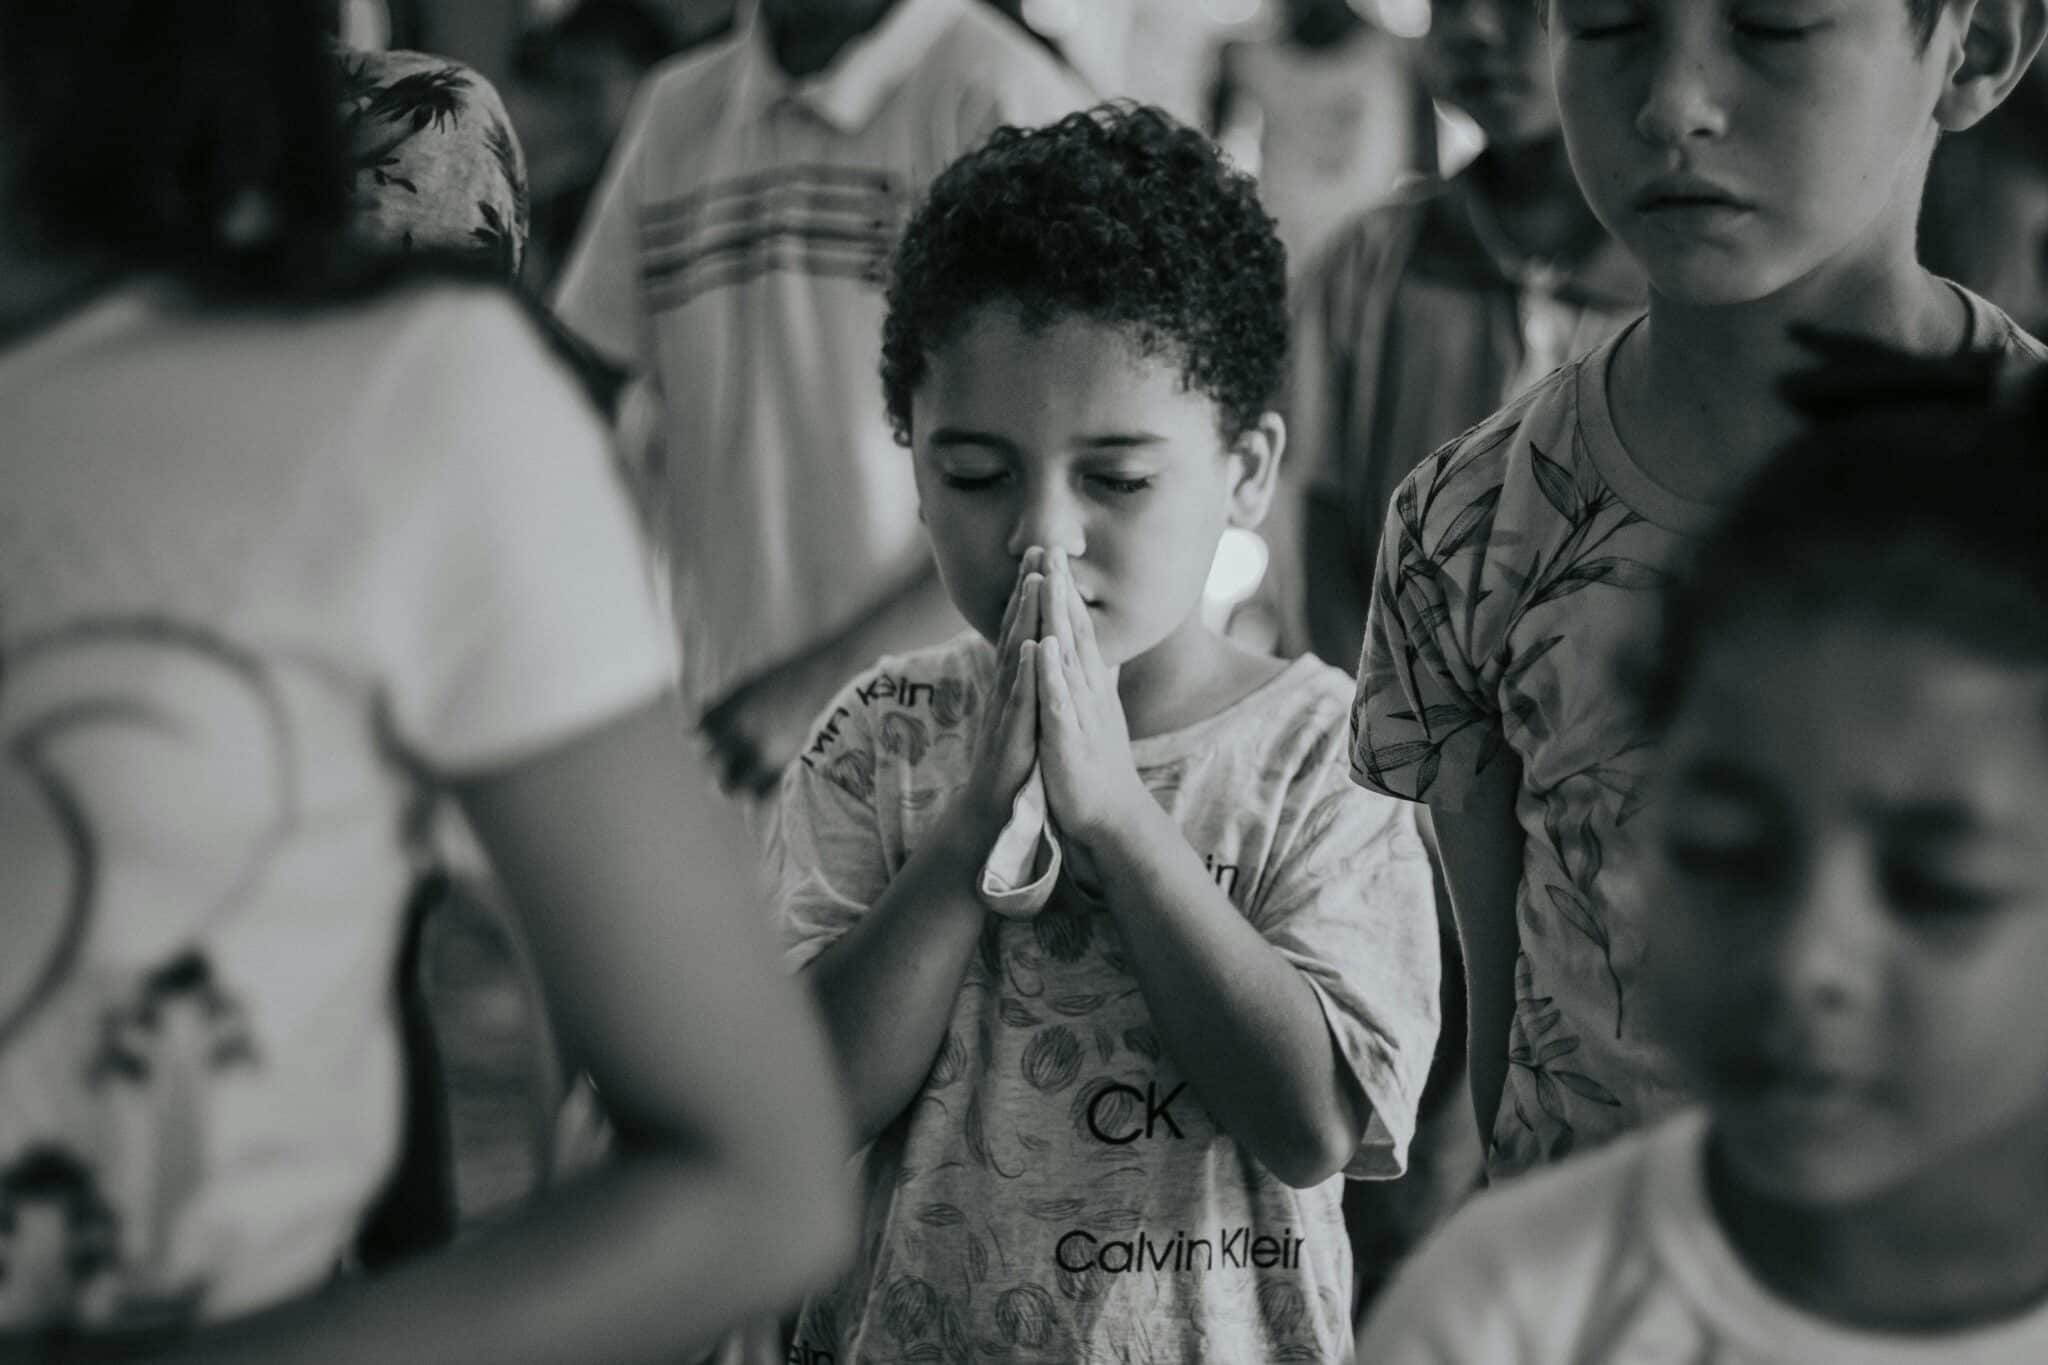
[773,633,1440,1362]
[1361,1109,2048,1364]
[0,282,674,1335]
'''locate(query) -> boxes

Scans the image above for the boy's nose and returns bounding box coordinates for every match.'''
[1005,487,1086,560]
[1634,40,1730,147]
[1767,851,1885,1018]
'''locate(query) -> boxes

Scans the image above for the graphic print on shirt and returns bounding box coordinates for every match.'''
[638,166,907,313]
[0,614,284,1334]
[777,642,1427,1364]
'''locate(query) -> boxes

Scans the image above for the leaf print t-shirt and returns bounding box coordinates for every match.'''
[1351,286,2048,1180]
[773,634,1441,1363]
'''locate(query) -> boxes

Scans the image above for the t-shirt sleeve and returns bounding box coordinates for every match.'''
[1256,726,1441,1179]
[367,291,676,773]
[1350,445,1508,813]
[771,672,896,972]
[949,41,1093,155]
[551,84,652,371]
[1354,1204,1534,1363]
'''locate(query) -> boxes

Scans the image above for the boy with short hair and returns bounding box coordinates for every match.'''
[775,105,1441,1360]
[1351,0,2047,1179]
[1282,0,1643,672]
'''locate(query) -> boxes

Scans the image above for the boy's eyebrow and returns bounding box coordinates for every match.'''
[1859,800,1992,841]
[1076,433,1167,450]
[927,427,1020,454]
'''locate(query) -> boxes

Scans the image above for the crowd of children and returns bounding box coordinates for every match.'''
[4,0,2048,1362]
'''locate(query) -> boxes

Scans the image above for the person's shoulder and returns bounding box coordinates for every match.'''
[1260,653,1360,737]
[1311,179,1442,276]
[923,1,1088,110]
[1408,1120,1669,1294]
[349,279,548,371]
[1201,655,1366,796]
[1996,310,2048,371]
[219,275,519,373]
[1396,357,1583,512]
[1364,1119,1678,1358]
[829,631,995,722]
[632,33,748,127]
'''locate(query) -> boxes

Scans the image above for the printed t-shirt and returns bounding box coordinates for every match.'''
[552,0,1088,711]
[0,282,674,1334]
[1359,1109,2048,1364]
[337,45,530,275]
[774,633,1441,1363]
[1350,287,2048,1178]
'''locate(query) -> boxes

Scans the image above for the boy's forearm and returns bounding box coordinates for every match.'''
[1081,800,1366,1189]
[1428,756,1525,1153]
[804,821,991,1149]
[128,1149,850,1365]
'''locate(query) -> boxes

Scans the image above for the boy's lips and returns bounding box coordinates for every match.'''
[1633,174,1753,215]
[1715,1049,1880,1112]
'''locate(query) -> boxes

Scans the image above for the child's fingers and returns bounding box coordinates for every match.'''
[996,566,1025,655]
[1037,633,1074,733]
[994,571,1043,704]
[1004,639,1040,774]
[1020,572,1043,650]
[1046,549,1077,656]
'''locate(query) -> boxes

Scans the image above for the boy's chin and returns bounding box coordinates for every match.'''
[1641,256,1791,310]
[1712,1115,1919,1210]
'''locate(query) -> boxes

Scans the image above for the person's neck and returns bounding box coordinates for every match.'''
[1115,614,1283,741]
[765,0,897,79]
[1613,245,1966,504]
[1469,134,1607,265]
[1708,1125,2048,1334]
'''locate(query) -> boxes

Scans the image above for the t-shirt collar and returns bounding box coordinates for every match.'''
[733,0,961,133]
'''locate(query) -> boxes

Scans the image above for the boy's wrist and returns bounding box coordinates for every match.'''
[934,787,1012,888]
[1056,776,1165,878]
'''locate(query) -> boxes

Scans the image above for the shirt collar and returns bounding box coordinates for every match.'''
[732,0,962,134]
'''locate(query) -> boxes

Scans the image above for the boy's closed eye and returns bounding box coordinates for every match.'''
[1557,0,1644,38]
[1731,1,1831,41]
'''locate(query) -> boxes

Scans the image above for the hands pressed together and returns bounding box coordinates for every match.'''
[964,546,1151,879]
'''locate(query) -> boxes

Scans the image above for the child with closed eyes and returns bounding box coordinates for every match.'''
[1361,345,2048,1363]
[770,104,1443,1362]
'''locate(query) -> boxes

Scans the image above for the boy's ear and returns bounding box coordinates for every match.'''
[1226,411,1286,530]
[1935,0,2048,134]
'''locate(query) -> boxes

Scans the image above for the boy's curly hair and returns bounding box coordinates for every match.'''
[880,102,1289,446]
